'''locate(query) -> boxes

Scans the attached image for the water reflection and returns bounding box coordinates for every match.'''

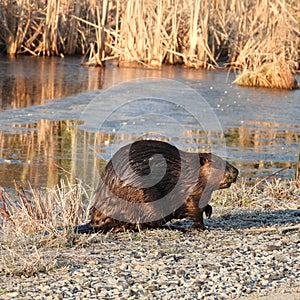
[0,119,298,189]
[0,120,107,189]
[0,56,299,188]
[223,124,299,178]
[0,56,104,110]
[0,55,227,110]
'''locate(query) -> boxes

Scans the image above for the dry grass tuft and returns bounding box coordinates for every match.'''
[233,60,299,90]
[0,179,94,275]
[212,178,300,210]
[0,179,91,235]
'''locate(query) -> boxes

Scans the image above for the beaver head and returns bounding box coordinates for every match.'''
[190,152,238,198]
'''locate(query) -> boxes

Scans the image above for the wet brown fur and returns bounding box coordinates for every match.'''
[75,140,238,233]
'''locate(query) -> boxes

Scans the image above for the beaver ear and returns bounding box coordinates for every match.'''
[200,157,208,166]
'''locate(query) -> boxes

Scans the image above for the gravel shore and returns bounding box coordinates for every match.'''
[0,207,300,300]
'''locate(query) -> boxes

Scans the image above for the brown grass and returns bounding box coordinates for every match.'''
[0,179,92,235]
[0,179,95,275]
[212,177,300,209]
[231,0,300,89]
[0,0,299,87]
[233,56,299,89]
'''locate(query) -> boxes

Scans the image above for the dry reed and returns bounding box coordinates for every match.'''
[0,0,299,87]
[296,146,300,180]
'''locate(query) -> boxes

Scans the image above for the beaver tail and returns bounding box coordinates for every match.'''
[73,223,97,234]
[43,222,96,235]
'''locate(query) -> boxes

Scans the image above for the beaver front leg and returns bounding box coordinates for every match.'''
[193,205,212,230]
[184,197,211,230]
[203,204,212,219]
[191,205,212,230]
[192,207,206,230]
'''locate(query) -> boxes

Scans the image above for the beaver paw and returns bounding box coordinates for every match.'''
[203,204,213,219]
[192,221,206,231]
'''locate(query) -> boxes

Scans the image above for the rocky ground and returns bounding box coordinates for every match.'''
[0,206,300,300]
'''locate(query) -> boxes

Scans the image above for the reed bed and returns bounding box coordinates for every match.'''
[0,0,299,88]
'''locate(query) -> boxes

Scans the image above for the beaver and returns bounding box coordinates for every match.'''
[74,140,238,233]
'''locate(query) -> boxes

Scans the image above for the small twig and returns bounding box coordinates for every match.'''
[296,145,300,180]
[236,224,300,234]
[236,227,277,233]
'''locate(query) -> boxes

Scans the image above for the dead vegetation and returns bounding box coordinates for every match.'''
[0,0,299,88]
[0,179,91,235]
[0,178,299,236]
[0,179,93,275]
[212,177,300,210]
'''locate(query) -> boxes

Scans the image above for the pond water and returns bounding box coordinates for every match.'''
[0,55,299,189]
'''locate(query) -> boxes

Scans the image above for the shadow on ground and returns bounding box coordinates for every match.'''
[165,209,300,231]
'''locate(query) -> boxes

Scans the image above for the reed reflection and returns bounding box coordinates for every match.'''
[0,56,104,111]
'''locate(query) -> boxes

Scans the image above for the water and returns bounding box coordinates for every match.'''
[0,55,299,189]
